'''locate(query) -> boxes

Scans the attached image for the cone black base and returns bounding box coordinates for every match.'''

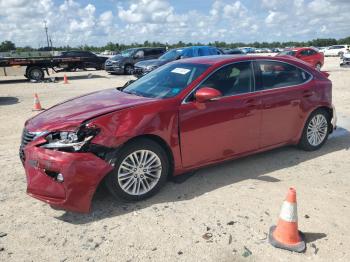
[268,225,306,253]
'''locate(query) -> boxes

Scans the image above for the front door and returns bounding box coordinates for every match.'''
[179,61,261,169]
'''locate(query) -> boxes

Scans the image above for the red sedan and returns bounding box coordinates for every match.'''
[277,47,324,70]
[20,55,336,213]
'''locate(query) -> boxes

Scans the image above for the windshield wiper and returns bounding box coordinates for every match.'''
[123,90,145,97]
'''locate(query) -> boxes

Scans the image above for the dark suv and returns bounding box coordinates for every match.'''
[105,47,166,74]
[59,51,108,71]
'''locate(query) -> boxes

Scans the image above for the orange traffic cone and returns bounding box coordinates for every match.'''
[63,74,69,84]
[33,93,44,111]
[268,187,306,252]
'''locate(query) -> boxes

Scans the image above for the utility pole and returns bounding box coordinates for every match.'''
[44,20,50,50]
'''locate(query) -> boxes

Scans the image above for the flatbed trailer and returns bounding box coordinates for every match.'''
[0,55,106,81]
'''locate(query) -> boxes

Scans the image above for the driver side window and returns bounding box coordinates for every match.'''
[199,61,253,96]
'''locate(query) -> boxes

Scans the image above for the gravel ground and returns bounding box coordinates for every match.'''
[0,57,349,262]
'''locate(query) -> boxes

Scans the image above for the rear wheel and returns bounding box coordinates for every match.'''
[105,138,169,201]
[298,109,330,151]
[27,66,44,81]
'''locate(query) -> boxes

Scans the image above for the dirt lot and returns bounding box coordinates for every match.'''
[0,57,349,262]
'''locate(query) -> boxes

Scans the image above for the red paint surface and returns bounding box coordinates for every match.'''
[22,55,333,212]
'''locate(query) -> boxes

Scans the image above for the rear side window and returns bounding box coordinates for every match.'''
[144,49,164,56]
[300,50,310,56]
[256,61,311,90]
[309,49,317,55]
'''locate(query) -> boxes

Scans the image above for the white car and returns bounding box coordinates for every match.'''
[323,45,350,56]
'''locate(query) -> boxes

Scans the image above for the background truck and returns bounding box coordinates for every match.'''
[0,51,108,81]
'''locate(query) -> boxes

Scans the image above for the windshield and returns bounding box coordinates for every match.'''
[121,49,136,57]
[278,50,296,56]
[123,63,210,99]
[159,49,183,61]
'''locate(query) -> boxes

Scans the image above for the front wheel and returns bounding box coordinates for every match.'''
[105,139,169,201]
[298,109,330,151]
[124,64,134,75]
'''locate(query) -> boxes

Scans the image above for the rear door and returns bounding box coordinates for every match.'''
[254,60,313,148]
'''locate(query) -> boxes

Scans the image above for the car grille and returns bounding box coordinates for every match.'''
[19,129,36,163]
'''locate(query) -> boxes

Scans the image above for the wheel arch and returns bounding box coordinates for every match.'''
[298,105,334,142]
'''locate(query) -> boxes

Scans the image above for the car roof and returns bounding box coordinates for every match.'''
[286,47,317,51]
[173,55,310,67]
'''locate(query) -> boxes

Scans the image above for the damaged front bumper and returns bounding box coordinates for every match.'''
[24,145,113,213]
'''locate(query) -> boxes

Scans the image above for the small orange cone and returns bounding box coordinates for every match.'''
[268,187,306,252]
[33,93,44,111]
[63,74,69,84]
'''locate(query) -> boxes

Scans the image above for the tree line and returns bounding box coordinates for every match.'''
[1,36,349,53]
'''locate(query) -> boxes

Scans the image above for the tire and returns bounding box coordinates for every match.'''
[27,66,44,81]
[124,64,134,75]
[298,109,330,151]
[105,138,169,201]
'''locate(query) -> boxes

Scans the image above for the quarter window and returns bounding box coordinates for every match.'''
[199,61,253,96]
[256,61,311,90]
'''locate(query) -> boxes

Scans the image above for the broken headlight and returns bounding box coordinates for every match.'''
[41,125,99,152]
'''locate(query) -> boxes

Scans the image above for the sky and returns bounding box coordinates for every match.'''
[0,0,349,47]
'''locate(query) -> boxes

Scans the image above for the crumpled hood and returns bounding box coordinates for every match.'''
[135,59,168,68]
[26,88,156,132]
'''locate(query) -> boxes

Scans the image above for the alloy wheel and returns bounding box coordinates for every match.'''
[306,114,328,146]
[117,150,162,196]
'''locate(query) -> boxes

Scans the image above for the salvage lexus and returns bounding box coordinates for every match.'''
[20,55,336,213]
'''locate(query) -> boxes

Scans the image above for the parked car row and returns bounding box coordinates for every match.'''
[104,44,350,76]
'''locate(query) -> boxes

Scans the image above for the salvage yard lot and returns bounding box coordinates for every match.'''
[0,56,349,261]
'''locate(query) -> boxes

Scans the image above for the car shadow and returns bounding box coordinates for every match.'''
[0,79,28,84]
[56,127,350,224]
[0,96,19,106]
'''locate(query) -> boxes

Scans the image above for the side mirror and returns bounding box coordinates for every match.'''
[195,87,222,103]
